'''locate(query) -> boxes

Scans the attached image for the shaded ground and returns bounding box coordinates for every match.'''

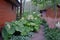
[31,25,46,40]
[0,37,2,40]
[0,33,3,40]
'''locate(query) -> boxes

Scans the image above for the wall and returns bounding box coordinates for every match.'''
[0,0,16,29]
[44,8,60,28]
[46,8,60,18]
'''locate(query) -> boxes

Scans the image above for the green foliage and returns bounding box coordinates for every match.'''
[5,22,15,34]
[2,12,42,40]
[10,35,31,40]
[32,0,60,10]
[40,19,60,40]
[2,28,11,40]
[44,24,60,40]
[10,32,34,40]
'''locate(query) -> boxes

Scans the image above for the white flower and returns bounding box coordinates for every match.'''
[56,22,60,28]
[7,24,11,29]
[34,17,37,20]
[37,14,41,16]
[21,17,24,20]
[30,23,36,26]
[33,12,36,14]
[27,15,34,20]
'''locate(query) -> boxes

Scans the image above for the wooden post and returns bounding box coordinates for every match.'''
[16,7,19,20]
[20,0,22,19]
[23,0,25,13]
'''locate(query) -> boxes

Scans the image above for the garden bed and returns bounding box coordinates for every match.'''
[1,12,43,40]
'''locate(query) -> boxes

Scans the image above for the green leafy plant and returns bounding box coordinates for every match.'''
[2,12,42,40]
[10,32,34,40]
[43,21,60,40]
[32,0,60,10]
[44,27,60,40]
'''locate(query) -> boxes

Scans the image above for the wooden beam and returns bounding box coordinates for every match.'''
[5,0,20,7]
[20,0,22,19]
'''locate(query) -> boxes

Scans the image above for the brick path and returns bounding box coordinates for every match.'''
[31,25,46,40]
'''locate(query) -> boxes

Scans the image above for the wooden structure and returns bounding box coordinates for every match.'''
[42,7,60,28]
[0,0,20,30]
[46,8,60,18]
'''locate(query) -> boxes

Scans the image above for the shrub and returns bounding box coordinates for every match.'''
[2,12,42,40]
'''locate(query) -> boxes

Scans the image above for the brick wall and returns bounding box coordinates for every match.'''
[44,8,60,28]
[0,0,16,28]
[46,8,60,18]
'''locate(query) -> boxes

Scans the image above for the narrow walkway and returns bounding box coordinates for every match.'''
[31,25,46,40]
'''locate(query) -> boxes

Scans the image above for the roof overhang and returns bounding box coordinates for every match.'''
[5,0,20,7]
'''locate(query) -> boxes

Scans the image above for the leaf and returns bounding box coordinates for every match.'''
[2,28,10,40]
[5,23,15,34]
[10,35,31,40]
[14,22,25,32]
[21,32,28,36]
[34,26,39,31]
[21,27,31,35]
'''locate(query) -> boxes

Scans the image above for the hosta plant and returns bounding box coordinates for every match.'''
[2,12,42,40]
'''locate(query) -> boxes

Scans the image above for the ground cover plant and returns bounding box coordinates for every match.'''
[2,12,42,40]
